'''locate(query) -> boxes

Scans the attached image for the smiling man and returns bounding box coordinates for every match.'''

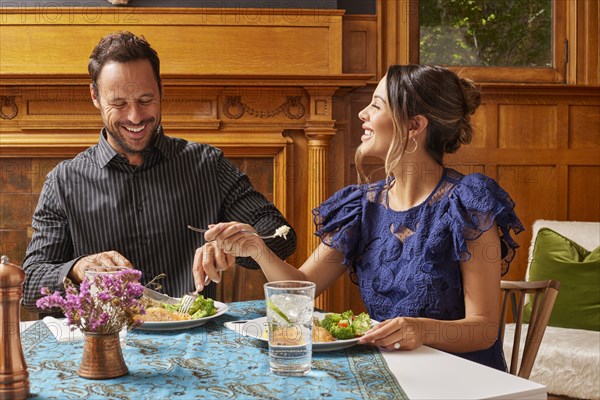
[22,31,296,310]
[91,58,162,165]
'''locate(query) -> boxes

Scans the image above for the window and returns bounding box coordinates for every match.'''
[418,0,568,83]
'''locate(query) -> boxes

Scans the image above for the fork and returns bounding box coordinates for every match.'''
[187,225,280,239]
[178,293,198,314]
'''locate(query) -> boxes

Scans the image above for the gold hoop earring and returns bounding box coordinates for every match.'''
[405,137,418,153]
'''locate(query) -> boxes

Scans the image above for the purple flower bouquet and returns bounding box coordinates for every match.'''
[36,268,146,334]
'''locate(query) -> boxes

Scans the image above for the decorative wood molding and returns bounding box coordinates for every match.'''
[0,74,374,87]
[223,95,305,120]
[0,96,18,120]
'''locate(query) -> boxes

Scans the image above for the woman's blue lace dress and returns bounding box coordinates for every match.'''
[313,168,524,371]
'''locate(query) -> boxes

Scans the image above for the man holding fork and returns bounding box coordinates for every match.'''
[22,31,296,310]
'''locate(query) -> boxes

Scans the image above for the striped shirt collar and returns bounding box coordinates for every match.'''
[96,125,174,168]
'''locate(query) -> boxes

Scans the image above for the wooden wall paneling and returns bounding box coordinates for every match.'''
[0,9,344,76]
[556,103,570,220]
[377,0,419,78]
[331,93,351,193]
[498,104,558,149]
[556,164,569,221]
[0,158,32,265]
[576,0,600,85]
[569,105,600,148]
[324,85,376,314]
[286,129,309,269]
[568,166,600,221]
[339,81,368,315]
[326,95,350,313]
[556,104,571,150]
[470,103,491,149]
[497,165,559,280]
[342,15,377,75]
[425,85,598,284]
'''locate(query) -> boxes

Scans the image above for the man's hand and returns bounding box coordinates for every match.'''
[192,241,235,292]
[69,251,133,283]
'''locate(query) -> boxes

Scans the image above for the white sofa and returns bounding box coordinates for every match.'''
[503,220,600,399]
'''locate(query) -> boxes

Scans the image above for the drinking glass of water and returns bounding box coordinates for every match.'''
[264,280,316,376]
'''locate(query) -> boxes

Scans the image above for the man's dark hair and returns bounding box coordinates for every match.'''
[88,31,162,97]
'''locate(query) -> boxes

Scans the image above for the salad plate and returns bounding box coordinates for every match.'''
[223,311,369,352]
[135,301,228,331]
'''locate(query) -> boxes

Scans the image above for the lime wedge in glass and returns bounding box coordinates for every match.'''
[266,299,291,324]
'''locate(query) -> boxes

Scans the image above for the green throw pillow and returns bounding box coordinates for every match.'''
[524,227,600,331]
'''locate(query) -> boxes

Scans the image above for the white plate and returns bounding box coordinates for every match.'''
[135,301,228,331]
[223,311,368,352]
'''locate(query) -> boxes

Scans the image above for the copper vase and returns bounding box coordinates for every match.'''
[77,332,128,380]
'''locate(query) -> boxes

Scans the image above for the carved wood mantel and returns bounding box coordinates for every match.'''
[0,7,373,309]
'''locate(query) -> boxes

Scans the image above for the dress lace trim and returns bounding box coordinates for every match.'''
[313,170,524,275]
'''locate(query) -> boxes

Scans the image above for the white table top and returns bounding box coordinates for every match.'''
[20,320,546,399]
[381,345,547,399]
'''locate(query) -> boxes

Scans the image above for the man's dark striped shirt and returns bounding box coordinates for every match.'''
[22,128,296,309]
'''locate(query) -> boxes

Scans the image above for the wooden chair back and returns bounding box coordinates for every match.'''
[499,280,561,379]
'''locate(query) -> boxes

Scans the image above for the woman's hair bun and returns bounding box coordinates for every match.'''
[459,77,481,116]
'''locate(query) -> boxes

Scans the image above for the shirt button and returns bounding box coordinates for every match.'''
[141,238,148,245]
[137,204,143,212]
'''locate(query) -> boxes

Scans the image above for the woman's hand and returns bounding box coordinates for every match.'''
[358,317,424,351]
[205,222,269,261]
[193,222,269,291]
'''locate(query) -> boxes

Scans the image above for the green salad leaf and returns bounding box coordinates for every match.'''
[189,296,216,319]
[319,310,372,340]
[163,295,216,319]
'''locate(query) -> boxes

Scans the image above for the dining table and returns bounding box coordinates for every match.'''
[18,300,547,399]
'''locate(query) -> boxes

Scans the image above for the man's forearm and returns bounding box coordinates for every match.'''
[21,258,76,310]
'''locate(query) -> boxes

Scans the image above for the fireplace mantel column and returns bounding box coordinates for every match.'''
[304,87,338,310]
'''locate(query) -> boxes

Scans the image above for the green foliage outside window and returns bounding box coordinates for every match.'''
[420,0,552,67]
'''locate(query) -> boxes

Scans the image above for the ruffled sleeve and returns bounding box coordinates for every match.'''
[312,185,364,267]
[426,173,524,275]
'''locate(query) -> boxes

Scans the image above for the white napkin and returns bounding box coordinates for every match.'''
[42,317,128,342]
[42,317,84,342]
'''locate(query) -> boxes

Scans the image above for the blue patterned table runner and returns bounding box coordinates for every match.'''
[21,300,407,399]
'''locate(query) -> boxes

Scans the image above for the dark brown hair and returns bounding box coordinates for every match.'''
[355,65,481,183]
[88,31,162,97]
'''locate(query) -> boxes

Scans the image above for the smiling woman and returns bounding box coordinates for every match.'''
[208,65,524,372]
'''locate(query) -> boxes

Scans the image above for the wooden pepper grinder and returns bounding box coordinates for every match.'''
[0,255,30,400]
